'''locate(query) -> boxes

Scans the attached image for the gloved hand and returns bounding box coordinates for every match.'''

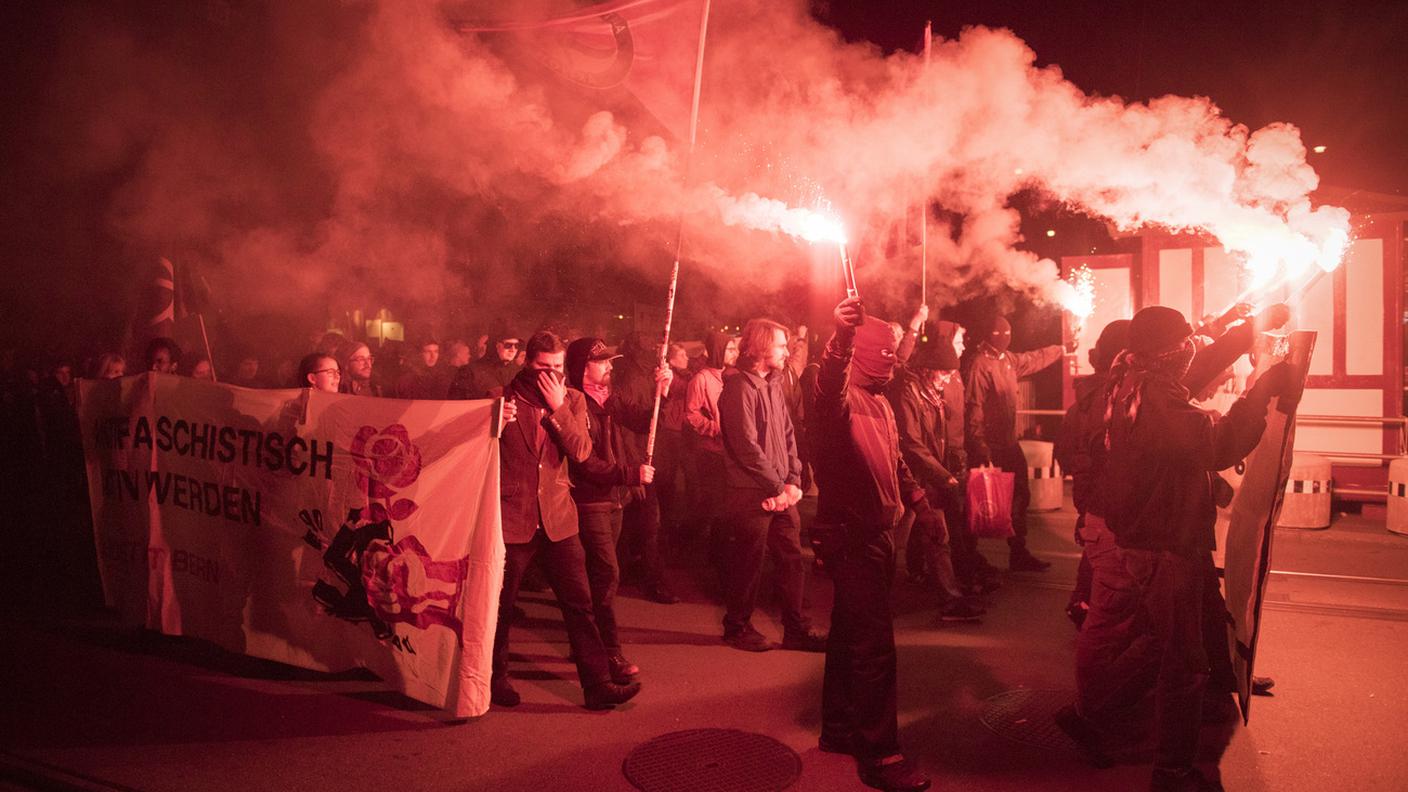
[1246,362,1298,410]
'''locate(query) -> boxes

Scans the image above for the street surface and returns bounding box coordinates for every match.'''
[3,492,1406,791]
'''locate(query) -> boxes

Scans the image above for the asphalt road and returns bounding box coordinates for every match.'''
[3,496,1406,792]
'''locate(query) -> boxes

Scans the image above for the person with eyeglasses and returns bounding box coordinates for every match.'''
[339,342,383,397]
[297,353,341,394]
[450,333,523,400]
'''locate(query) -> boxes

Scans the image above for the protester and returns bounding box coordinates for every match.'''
[339,342,382,397]
[297,352,340,393]
[810,297,946,792]
[685,331,738,566]
[397,336,452,399]
[887,338,985,622]
[188,356,214,381]
[91,352,126,380]
[144,337,182,374]
[232,354,263,388]
[490,330,641,711]
[608,331,678,604]
[565,337,649,684]
[450,334,521,399]
[964,315,1072,571]
[718,318,825,652]
[930,320,998,593]
[1054,318,1131,627]
[446,338,472,368]
[1056,306,1288,792]
[655,341,693,556]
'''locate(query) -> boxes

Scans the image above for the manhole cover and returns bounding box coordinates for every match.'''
[623,729,801,792]
[979,688,1076,750]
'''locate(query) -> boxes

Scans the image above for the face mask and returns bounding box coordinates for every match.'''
[852,317,897,389]
[987,317,1012,354]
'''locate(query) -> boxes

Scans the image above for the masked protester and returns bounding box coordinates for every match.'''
[964,315,1071,571]
[809,297,945,792]
[886,338,985,623]
[607,332,678,604]
[718,319,826,653]
[564,337,650,686]
[1055,319,1133,627]
[1055,306,1290,792]
[490,331,641,711]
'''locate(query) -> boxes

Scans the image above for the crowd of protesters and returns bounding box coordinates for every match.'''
[0,291,1298,792]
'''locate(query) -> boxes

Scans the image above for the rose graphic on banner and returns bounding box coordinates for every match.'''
[351,423,422,521]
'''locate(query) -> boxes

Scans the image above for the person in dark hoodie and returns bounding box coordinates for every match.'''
[449,333,522,400]
[565,337,652,685]
[685,331,739,564]
[1055,318,1133,627]
[965,315,1071,571]
[810,296,945,792]
[1057,306,1293,792]
[887,337,985,623]
[608,331,678,604]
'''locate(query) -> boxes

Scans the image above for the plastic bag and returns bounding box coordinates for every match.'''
[967,465,1015,538]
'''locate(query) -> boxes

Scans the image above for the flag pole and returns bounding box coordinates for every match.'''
[646,0,711,465]
[920,20,931,307]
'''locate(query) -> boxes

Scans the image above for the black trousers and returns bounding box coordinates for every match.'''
[818,523,900,762]
[492,529,611,690]
[578,507,625,652]
[722,504,809,636]
[991,443,1031,551]
[620,486,665,587]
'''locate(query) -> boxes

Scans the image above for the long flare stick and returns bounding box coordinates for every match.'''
[921,20,931,307]
[840,243,860,300]
[645,0,711,466]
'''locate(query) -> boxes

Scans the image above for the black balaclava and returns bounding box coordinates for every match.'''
[986,316,1012,354]
[852,317,898,390]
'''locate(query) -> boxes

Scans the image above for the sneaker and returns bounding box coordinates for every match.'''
[938,599,985,623]
[583,680,641,710]
[642,584,680,605]
[723,625,773,652]
[490,677,521,708]
[608,654,640,684]
[1009,550,1052,572]
[1054,703,1113,768]
[1251,675,1276,696]
[1150,766,1224,792]
[780,630,828,652]
[859,754,931,792]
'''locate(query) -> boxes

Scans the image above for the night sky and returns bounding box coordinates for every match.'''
[821,0,1408,197]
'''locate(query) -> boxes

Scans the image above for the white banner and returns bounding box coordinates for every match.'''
[78,373,503,717]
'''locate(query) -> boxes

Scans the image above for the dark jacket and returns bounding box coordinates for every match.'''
[886,367,954,495]
[965,344,1063,460]
[499,375,592,544]
[810,332,929,530]
[1098,380,1267,555]
[1056,323,1258,519]
[719,367,802,508]
[569,389,643,511]
[397,363,453,400]
[605,342,663,497]
[451,354,520,400]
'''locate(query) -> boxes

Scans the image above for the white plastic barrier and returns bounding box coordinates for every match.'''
[1020,439,1062,511]
[1277,453,1331,530]
[1387,458,1408,537]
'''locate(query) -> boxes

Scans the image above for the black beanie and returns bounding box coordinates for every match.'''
[1128,307,1192,356]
